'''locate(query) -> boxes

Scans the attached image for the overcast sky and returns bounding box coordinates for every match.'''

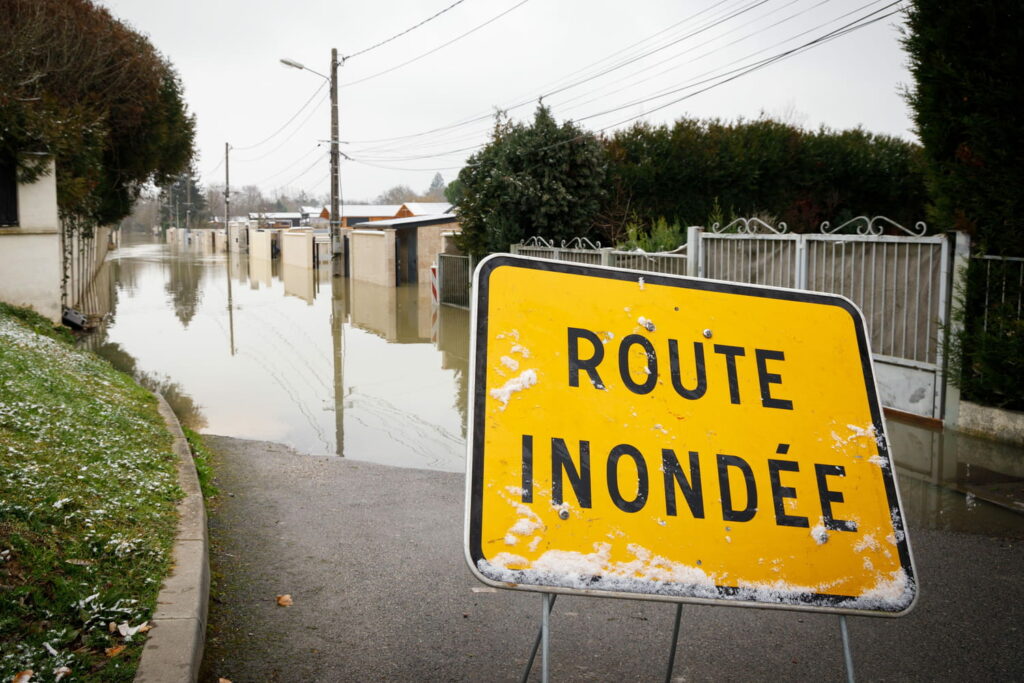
[99,0,916,204]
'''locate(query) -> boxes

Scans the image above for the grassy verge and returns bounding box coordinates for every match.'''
[183,427,218,501]
[0,306,181,681]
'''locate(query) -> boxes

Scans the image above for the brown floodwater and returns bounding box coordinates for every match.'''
[82,233,468,472]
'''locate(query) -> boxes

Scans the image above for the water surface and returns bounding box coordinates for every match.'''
[84,234,468,472]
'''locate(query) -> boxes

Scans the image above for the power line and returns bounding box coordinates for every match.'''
[344,0,471,60]
[541,0,773,102]
[494,6,907,175]
[341,0,531,89]
[202,154,226,179]
[348,0,827,159]
[232,81,327,151]
[337,0,741,147]
[236,0,903,194]
[581,2,905,128]
[343,2,904,166]
[247,152,328,191]
[549,0,848,118]
[280,152,329,188]
[345,155,466,173]
[250,143,324,186]
[339,0,775,154]
[235,91,330,162]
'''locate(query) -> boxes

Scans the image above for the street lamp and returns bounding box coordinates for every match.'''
[281,50,341,256]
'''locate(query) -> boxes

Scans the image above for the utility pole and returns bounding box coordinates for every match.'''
[224,143,230,229]
[330,48,341,256]
[224,142,236,357]
[185,172,191,230]
[280,51,341,253]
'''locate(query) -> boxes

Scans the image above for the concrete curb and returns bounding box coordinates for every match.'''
[958,400,1024,447]
[134,393,209,683]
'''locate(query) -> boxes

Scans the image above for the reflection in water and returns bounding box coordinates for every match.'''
[79,242,207,431]
[165,250,204,328]
[249,257,272,290]
[437,305,470,439]
[84,233,469,472]
[82,336,208,432]
[888,418,1024,538]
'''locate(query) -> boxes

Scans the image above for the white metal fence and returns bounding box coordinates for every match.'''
[973,254,1024,333]
[512,237,688,276]
[438,253,471,308]
[436,220,970,422]
[690,217,969,422]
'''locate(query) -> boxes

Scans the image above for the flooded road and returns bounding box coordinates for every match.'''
[82,233,1023,537]
[83,234,469,472]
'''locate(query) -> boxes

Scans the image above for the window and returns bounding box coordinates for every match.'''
[0,154,17,227]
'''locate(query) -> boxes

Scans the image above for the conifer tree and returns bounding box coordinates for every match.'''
[456,105,607,256]
[903,1,1024,253]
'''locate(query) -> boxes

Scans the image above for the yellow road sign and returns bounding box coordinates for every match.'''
[464,255,917,615]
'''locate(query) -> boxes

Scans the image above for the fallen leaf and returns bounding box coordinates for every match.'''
[108,622,117,633]
[218,678,232,683]
[105,645,125,658]
[138,623,152,633]
[53,667,72,682]
[64,559,93,566]
[276,594,293,607]
[12,671,33,683]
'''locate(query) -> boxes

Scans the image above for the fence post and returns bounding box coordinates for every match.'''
[437,255,446,305]
[510,243,520,255]
[686,226,702,277]
[795,235,808,290]
[940,231,971,428]
[600,247,614,267]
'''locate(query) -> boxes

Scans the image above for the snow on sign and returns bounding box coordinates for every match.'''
[464,255,917,616]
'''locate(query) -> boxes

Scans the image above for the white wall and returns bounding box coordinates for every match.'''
[415,221,459,285]
[281,231,313,269]
[228,222,248,252]
[0,232,62,321]
[0,157,61,321]
[250,230,273,261]
[350,229,395,287]
[17,158,59,230]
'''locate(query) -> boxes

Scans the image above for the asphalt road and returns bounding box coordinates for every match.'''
[199,435,1024,682]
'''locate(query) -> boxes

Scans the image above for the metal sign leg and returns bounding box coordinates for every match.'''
[839,615,855,683]
[521,594,557,683]
[542,593,551,683]
[664,603,683,683]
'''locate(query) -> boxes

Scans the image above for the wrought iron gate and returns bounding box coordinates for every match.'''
[688,217,969,423]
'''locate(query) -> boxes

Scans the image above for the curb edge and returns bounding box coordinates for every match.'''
[134,393,209,683]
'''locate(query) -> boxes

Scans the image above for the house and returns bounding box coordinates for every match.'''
[348,213,460,287]
[395,202,453,218]
[302,205,330,227]
[0,155,113,323]
[334,204,401,227]
[248,211,304,228]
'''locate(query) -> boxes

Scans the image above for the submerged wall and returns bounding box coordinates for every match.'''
[350,229,395,287]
